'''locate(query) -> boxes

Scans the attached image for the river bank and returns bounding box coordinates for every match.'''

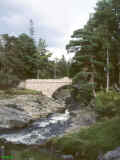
[0,88,96,141]
[45,91,120,160]
[0,87,97,160]
[0,88,66,130]
[0,141,63,160]
[0,89,120,160]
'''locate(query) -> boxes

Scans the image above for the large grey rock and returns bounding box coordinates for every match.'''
[65,108,96,133]
[61,154,74,160]
[98,147,120,160]
[0,106,31,129]
[0,94,65,129]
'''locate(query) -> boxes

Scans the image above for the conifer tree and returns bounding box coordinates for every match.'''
[67,0,120,99]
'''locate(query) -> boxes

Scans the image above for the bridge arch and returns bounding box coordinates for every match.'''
[52,84,71,99]
[20,77,72,97]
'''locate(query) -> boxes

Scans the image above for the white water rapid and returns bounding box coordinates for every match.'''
[0,110,70,145]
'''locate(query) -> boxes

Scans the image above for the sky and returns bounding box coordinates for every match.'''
[0,0,98,60]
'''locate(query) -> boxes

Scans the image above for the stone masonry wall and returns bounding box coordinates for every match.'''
[18,77,72,97]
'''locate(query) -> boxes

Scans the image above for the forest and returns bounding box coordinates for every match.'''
[0,33,69,88]
[47,1,120,160]
[1,0,120,160]
[67,0,120,100]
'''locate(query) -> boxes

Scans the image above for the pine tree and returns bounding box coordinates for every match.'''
[66,24,105,97]
[67,0,120,99]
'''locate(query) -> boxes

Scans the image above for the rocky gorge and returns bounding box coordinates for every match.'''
[0,94,66,129]
[0,89,120,160]
[0,88,96,143]
[0,88,97,160]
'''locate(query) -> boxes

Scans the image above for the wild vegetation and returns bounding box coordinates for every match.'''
[0,33,69,89]
[47,117,120,160]
[1,0,120,159]
[67,0,120,99]
[45,0,120,159]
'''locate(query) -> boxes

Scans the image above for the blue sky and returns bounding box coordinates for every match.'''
[0,0,98,59]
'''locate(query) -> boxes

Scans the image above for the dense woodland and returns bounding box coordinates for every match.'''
[66,0,120,99]
[0,33,69,88]
[47,1,120,159]
[0,0,120,96]
[1,1,120,159]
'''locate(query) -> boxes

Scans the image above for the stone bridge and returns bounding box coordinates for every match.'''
[19,77,72,97]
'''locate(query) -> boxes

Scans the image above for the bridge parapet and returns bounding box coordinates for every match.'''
[26,77,71,83]
[18,77,72,97]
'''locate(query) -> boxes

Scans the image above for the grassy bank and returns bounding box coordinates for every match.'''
[0,88,42,99]
[47,117,120,160]
[46,91,120,160]
[0,141,62,160]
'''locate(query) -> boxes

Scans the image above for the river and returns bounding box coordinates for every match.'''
[0,110,71,160]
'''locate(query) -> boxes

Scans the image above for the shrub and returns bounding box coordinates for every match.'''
[71,80,93,105]
[47,117,120,160]
[94,91,120,119]
[0,72,20,89]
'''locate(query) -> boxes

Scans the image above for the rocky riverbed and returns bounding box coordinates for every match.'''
[0,89,119,160]
[0,89,97,145]
[0,94,66,129]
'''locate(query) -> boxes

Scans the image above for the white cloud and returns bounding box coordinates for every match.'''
[48,47,75,61]
[0,0,98,59]
[48,47,67,60]
[1,15,27,27]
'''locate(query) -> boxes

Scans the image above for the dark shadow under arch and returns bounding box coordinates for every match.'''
[52,85,71,100]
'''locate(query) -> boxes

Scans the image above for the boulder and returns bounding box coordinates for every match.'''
[0,94,66,129]
[98,147,120,160]
[61,154,74,160]
[0,106,31,129]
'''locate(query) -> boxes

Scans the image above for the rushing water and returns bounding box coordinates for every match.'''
[0,110,71,160]
[0,110,70,145]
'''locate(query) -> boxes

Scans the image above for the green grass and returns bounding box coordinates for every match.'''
[45,91,120,160]
[0,142,62,160]
[0,88,42,100]
[0,88,42,96]
[47,117,120,160]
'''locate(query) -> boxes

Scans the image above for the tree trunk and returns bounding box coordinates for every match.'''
[54,62,56,79]
[91,70,96,97]
[106,48,110,92]
[91,58,96,97]
[37,70,40,79]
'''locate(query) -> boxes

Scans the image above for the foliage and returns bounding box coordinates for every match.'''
[34,39,52,79]
[47,117,120,160]
[54,55,70,78]
[71,82,93,105]
[0,33,70,82]
[0,34,37,79]
[0,72,20,89]
[0,142,62,160]
[95,91,120,119]
[66,0,120,97]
